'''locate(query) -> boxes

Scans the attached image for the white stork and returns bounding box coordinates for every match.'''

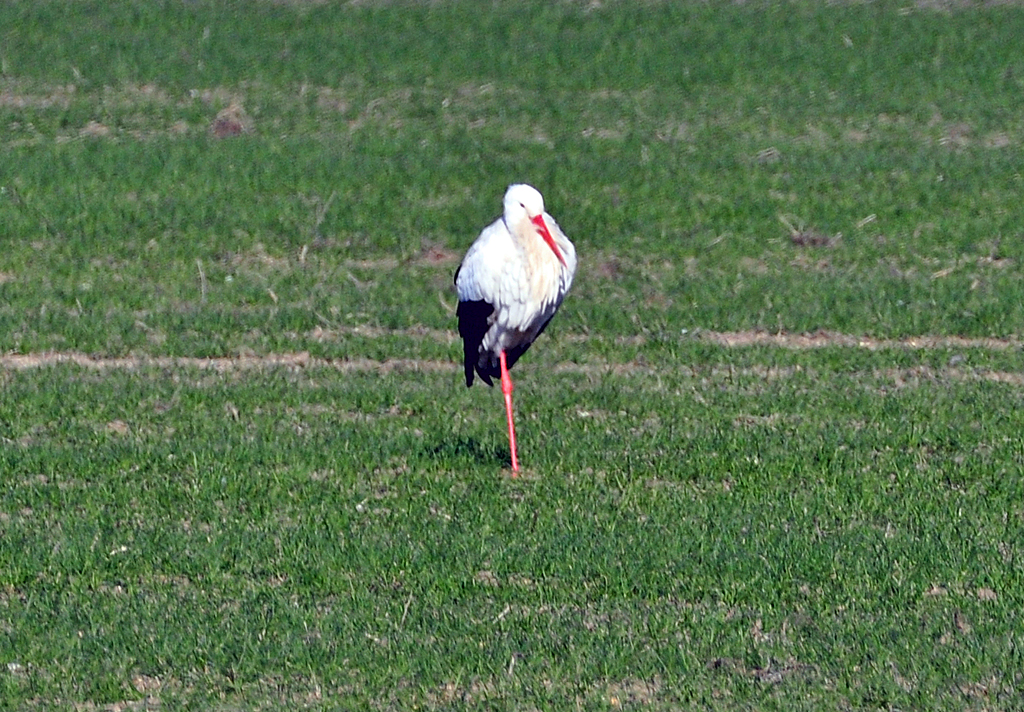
[454,184,577,474]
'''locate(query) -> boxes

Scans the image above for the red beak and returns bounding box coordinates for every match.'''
[531,214,566,266]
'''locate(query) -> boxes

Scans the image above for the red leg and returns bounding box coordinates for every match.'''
[499,350,519,474]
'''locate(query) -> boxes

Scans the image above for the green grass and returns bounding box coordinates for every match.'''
[3,0,1024,352]
[2,0,1024,708]
[2,355,1023,708]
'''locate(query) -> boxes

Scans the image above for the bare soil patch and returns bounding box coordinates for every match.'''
[1,330,1020,376]
[0,351,452,374]
[699,330,1022,351]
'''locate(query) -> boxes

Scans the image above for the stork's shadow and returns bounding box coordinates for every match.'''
[428,436,512,469]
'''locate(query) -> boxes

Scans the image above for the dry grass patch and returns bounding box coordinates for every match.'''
[0,81,77,109]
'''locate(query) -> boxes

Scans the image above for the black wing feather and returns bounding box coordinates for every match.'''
[456,300,555,388]
[456,299,495,387]
[503,314,553,371]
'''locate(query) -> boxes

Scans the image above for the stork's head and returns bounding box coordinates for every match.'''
[503,183,566,266]
[503,183,545,222]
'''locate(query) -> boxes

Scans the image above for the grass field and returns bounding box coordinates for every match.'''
[2,0,1024,709]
